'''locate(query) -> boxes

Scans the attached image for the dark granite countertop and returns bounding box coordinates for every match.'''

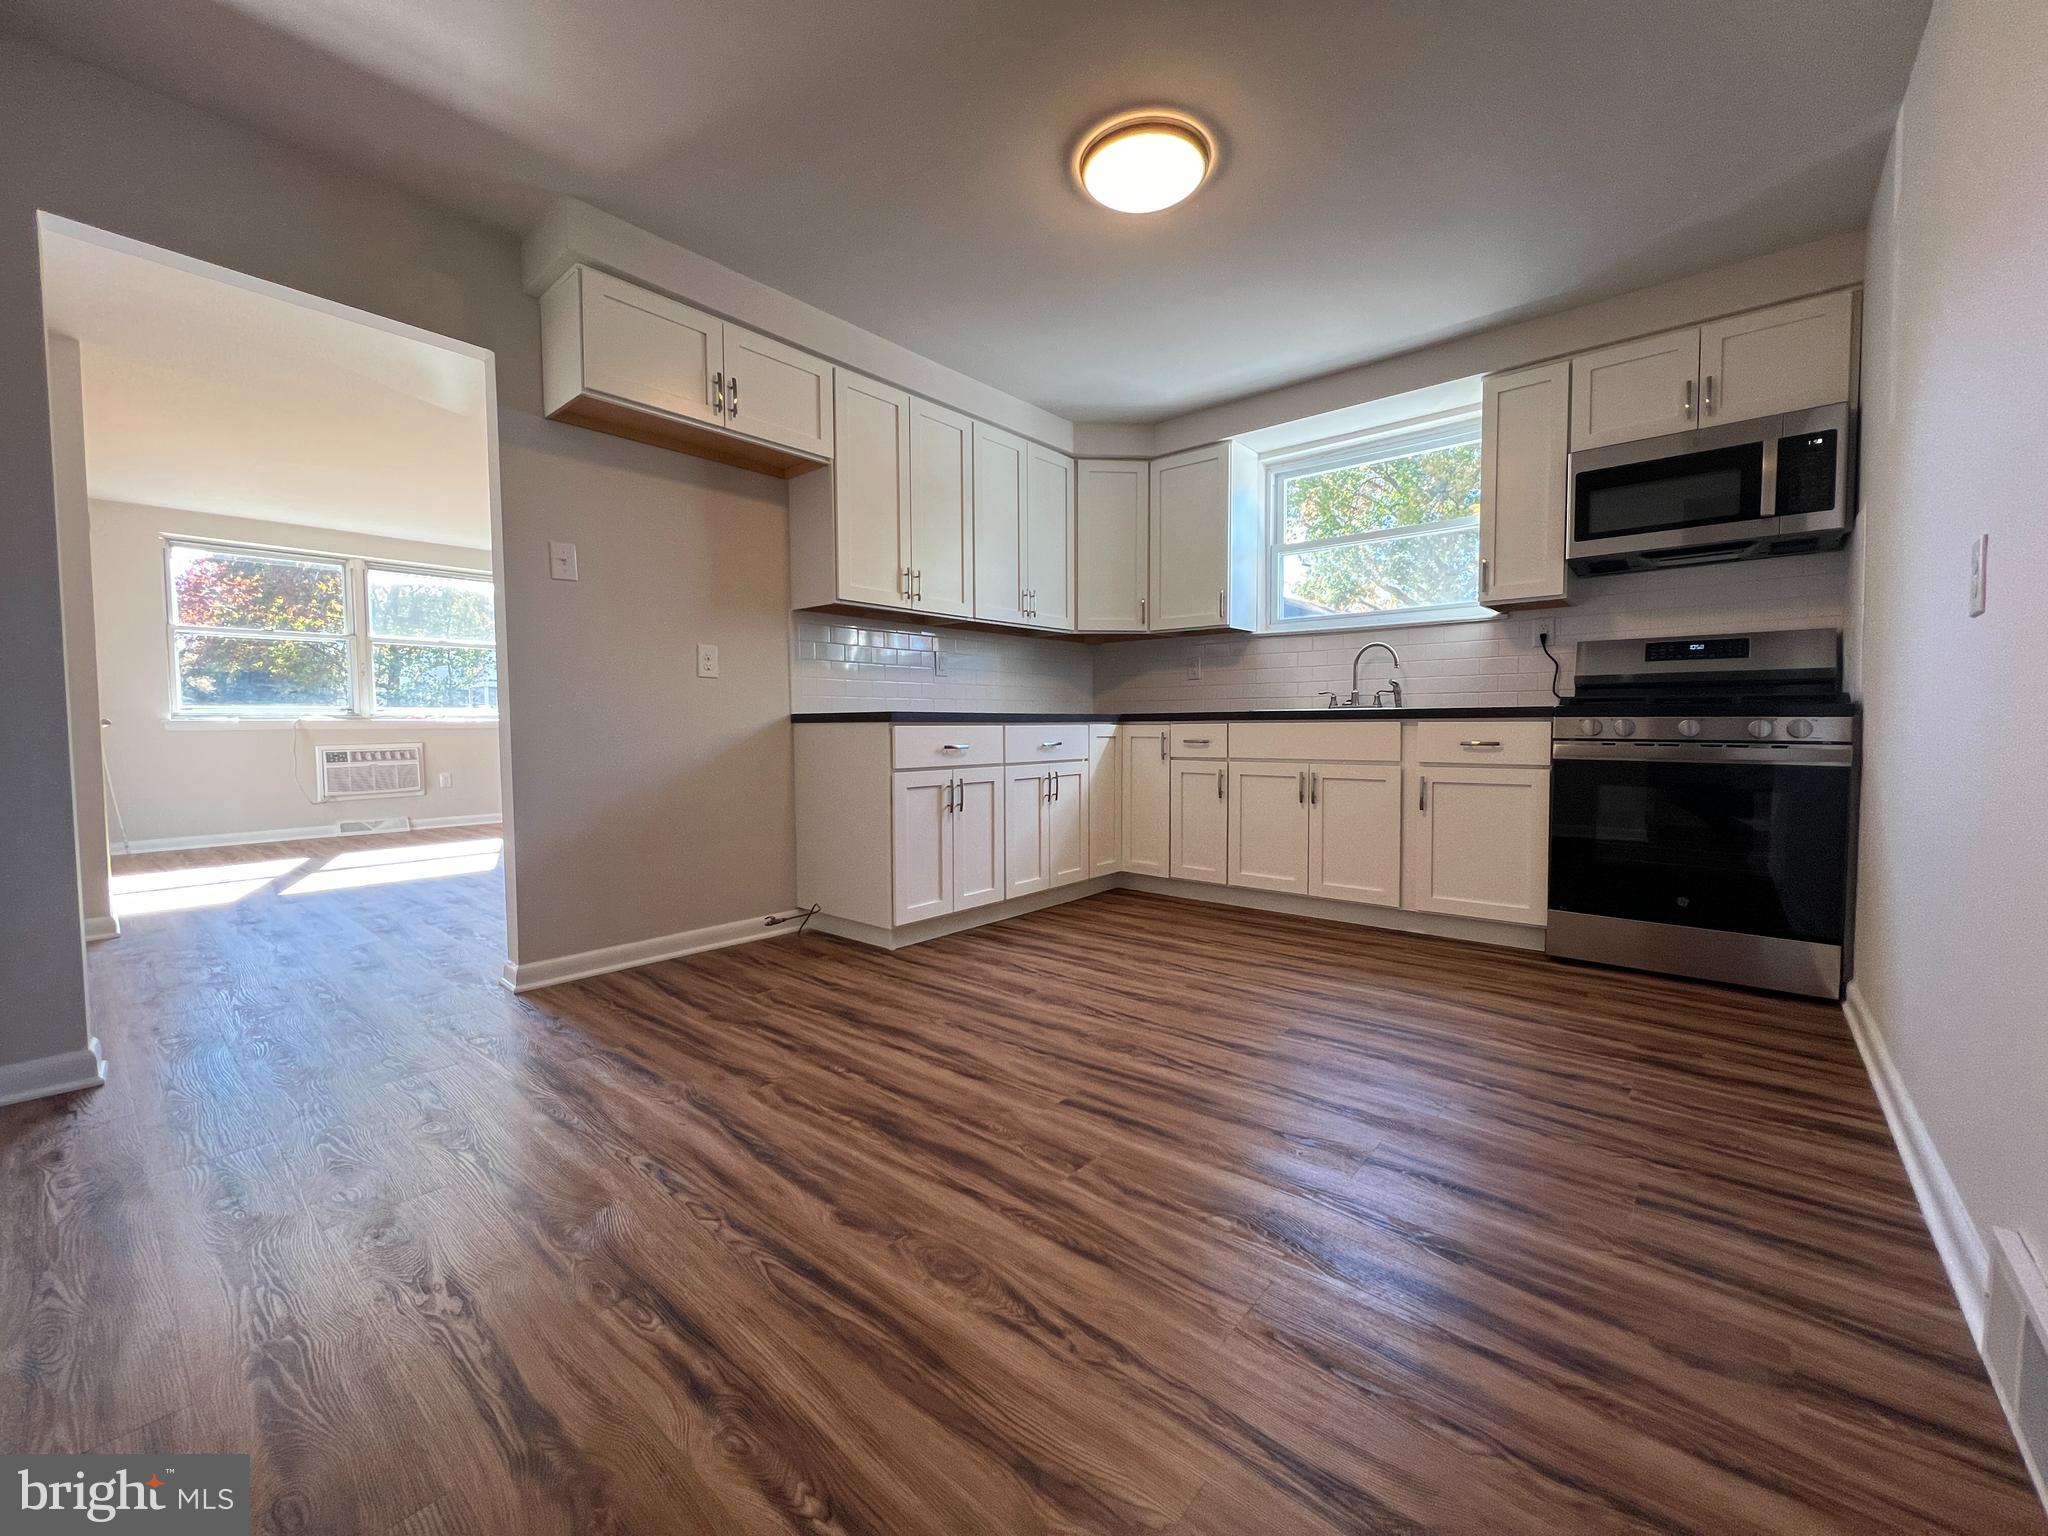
[792,705,1558,724]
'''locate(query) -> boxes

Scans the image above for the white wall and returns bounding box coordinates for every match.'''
[88,501,502,848]
[1096,553,1849,714]
[1847,0,2048,1288]
[1,34,798,1025]
[45,333,112,929]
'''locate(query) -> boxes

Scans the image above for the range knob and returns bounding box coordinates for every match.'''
[1612,719,1637,738]
[1576,718,1604,737]
[1747,719,1775,739]
[1787,719,1816,740]
[1677,719,1702,738]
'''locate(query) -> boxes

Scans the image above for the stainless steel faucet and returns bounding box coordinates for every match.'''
[1346,641,1403,708]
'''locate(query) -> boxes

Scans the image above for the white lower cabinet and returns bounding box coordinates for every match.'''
[1307,762,1403,907]
[1403,765,1550,925]
[1088,727,1122,877]
[1170,759,1230,884]
[1123,726,1171,877]
[891,767,1004,925]
[1228,761,1310,893]
[1007,762,1085,897]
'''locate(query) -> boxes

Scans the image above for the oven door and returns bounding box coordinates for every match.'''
[1568,425,1766,562]
[1549,742,1852,946]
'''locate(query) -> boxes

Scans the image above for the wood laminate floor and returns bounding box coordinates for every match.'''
[3,828,2039,1533]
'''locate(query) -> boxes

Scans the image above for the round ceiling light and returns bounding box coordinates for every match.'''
[1078,116,1212,214]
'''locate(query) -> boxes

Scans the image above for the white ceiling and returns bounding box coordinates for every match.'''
[10,0,1930,424]
[40,229,494,550]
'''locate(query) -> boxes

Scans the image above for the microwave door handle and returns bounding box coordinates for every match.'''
[1759,422,1779,518]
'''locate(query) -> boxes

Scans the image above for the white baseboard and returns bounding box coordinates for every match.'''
[82,914,120,943]
[118,811,501,855]
[503,910,804,992]
[0,1036,107,1106]
[1843,980,1990,1342]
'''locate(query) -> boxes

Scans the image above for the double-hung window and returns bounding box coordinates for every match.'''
[1266,417,1483,628]
[166,538,496,719]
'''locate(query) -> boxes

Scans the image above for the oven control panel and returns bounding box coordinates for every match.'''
[1553,714,1855,747]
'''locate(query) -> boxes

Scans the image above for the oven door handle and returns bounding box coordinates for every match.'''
[1551,741,1854,768]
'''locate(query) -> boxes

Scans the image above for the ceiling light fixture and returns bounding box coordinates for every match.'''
[1077,114,1213,214]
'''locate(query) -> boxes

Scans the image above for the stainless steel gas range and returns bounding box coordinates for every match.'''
[1546,629,1857,999]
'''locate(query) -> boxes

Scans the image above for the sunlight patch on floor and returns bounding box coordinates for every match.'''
[109,856,308,917]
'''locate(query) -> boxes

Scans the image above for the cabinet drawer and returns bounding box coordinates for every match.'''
[1169,723,1228,758]
[1412,720,1551,768]
[1229,720,1399,763]
[893,724,1004,769]
[1004,722,1088,763]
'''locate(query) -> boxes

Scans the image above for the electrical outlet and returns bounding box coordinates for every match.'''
[696,643,720,679]
[1970,533,1989,617]
[548,541,579,581]
[1186,649,1202,681]
[437,772,453,789]
[934,651,949,677]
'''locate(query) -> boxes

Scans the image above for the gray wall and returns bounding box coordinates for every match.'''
[0,32,798,1085]
[1847,0,2048,1286]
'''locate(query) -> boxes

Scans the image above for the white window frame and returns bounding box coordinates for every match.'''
[163,536,497,722]
[1262,413,1488,633]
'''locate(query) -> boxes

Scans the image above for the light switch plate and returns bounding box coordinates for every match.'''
[1970,533,1989,617]
[696,643,719,679]
[549,541,579,582]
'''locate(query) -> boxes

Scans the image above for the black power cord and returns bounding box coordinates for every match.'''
[766,903,823,935]
[1538,630,1564,701]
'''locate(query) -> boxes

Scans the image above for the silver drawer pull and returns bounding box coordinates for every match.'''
[1039,740,1063,750]
[1182,737,1212,747]
[941,743,972,752]
[1460,740,1503,749]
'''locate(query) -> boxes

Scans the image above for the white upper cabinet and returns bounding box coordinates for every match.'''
[570,268,723,426]
[971,422,1029,627]
[908,396,976,618]
[1697,291,1856,424]
[1024,445,1076,631]
[1076,460,1149,632]
[541,265,834,474]
[1149,442,1260,633]
[790,370,913,612]
[1480,360,1571,608]
[723,324,835,459]
[1569,291,1859,452]
[1570,327,1701,450]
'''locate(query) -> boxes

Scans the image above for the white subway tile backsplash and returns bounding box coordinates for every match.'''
[792,551,1847,717]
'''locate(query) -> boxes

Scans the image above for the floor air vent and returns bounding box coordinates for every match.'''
[316,743,425,801]
[1987,1228,2048,1505]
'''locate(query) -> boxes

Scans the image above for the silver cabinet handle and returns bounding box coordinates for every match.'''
[1054,773,1061,802]
[1297,770,1306,805]
[729,374,739,419]
[901,566,912,601]
[1460,740,1503,749]
[1043,773,1052,804]
[941,743,971,752]
[1158,732,1166,760]
[948,778,957,813]
[1182,737,1212,747]
[1039,740,1063,750]
[712,369,725,415]
[1217,588,1225,621]
[1217,767,1226,799]
[1480,557,1489,594]
[912,568,923,602]
[1140,596,1147,626]
[1683,377,1694,418]
[1703,374,1714,416]
[1418,775,1428,812]
[1310,771,1319,806]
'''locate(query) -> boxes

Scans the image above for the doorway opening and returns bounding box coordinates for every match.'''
[39,215,512,968]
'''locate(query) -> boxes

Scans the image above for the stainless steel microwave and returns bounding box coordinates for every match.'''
[1565,402,1853,575]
